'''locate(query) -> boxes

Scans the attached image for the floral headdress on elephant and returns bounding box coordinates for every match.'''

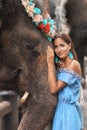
[21,0,70,42]
[21,0,57,42]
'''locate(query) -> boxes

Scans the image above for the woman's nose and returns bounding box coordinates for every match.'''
[56,47,61,53]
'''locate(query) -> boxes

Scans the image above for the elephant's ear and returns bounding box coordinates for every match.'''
[54,0,70,34]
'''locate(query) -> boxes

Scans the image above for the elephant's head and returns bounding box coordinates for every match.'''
[0,1,58,129]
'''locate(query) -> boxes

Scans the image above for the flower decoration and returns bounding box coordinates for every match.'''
[21,0,57,42]
[38,23,50,33]
[33,14,43,26]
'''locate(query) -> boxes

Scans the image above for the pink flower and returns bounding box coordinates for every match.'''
[33,14,43,23]
[22,1,28,7]
[26,4,35,18]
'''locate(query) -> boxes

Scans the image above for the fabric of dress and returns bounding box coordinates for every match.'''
[52,68,83,130]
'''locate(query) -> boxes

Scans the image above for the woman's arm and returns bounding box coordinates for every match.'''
[47,46,66,94]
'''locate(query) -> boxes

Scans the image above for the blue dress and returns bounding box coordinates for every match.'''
[52,68,83,130]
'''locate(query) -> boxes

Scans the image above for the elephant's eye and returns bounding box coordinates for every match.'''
[26,44,34,51]
[32,50,40,57]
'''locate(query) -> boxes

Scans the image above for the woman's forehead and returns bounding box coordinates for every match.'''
[54,38,66,44]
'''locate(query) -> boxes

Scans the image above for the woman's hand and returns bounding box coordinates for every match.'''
[47,46,55,66]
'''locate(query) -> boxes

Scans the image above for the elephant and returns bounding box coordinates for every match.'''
[0,0,58,130]
[0,0,87,130]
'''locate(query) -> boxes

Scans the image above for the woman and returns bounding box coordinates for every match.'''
[47,33,83,130]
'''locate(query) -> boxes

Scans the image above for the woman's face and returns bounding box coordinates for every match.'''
[54,38,71,59]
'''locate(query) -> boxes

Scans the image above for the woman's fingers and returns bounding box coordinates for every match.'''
[47,46,54,55]
[47,46,54,64]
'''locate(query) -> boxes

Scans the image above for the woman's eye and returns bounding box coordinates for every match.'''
[60,44,65,47]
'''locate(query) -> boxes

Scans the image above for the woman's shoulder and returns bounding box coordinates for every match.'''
[68,59,81,75]
[57,60,81,84]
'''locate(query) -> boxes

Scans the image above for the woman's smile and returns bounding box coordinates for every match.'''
[58,51,67,59]
[58,52,64,56]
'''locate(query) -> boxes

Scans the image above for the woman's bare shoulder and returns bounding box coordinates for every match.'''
[69,60,81,74]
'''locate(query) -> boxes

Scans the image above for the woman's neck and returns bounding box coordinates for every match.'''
[60,57,74,68]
